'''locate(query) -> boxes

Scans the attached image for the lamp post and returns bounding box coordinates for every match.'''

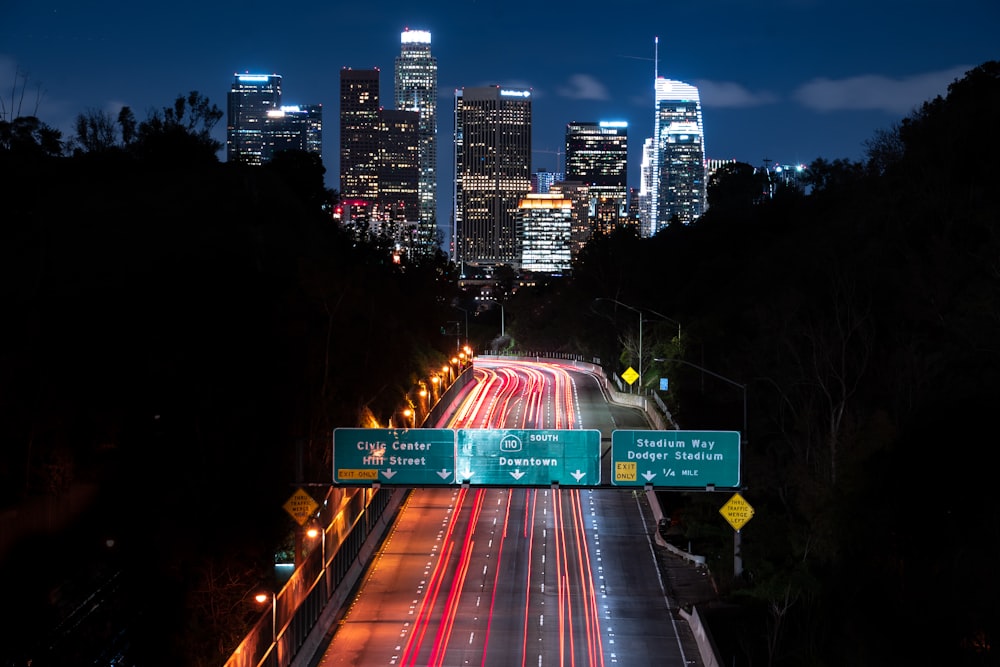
[653,357,745,441]
[653,356,747,578]
[454,305,470,349]
[643,307,682,342]
[255,592,277,642]
[592,298,643,393]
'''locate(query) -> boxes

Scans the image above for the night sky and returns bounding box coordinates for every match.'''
[4,0,997,216]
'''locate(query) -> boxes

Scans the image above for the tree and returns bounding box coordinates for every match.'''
[132,91,222,164]
[706,160,769,212]
[263,149,335,216]
[0,115,63,158]
[69,109,119,154]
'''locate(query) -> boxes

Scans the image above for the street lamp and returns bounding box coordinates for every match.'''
[255,591,277,642]
[654,356,747,578]
[593,298,684,395]
[454,305,470,349]
[653,357,746,442]
[643,307,682,342]
[307,522,326,569]
[592,298,643,394]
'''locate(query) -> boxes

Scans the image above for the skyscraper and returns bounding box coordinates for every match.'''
[339,68,420,248]
[227,74,322,167]
[264,104,322,162]
[394,28,439,256]
[453,86,532,269]
[227,73,282,165]
[650,77,706,233]
[377,109,420,226]
[339,68,381,204]
[549,180,591,261]
[565,121,629,236]
[518,193,572,274]
[531,168,562,195]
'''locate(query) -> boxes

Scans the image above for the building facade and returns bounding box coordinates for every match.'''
[650,78,706,234]
[377,109,421,228]
[394,28,439,256]
[518,193,572,274]
[531,168,562,194]
[264,104,323,162]
[453,86,532,269]
[339,67,422,248]
[339,68,381,204]
[227,73,282,166]
[549,180,592,261]
[565,121,629,236]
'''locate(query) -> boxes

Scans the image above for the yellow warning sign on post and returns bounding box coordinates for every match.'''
[719,492,754,531]
[621,367,640,385]
[283,488,319,526]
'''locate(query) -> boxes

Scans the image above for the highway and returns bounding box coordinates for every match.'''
[314,358,703,666]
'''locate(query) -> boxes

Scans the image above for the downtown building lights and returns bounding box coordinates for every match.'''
[226,33,713,274]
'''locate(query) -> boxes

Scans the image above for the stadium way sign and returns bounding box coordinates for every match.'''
[333,428,457,485]
[456,429,601,487]
[611,430,741,489]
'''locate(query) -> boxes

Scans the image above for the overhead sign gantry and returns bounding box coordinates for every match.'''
[332,428,740,490]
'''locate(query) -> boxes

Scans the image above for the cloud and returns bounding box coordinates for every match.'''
[692,80,778,108]
[556,74,610,101]
[793,66,971,114]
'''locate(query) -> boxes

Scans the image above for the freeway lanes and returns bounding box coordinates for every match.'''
[313,358,701,666]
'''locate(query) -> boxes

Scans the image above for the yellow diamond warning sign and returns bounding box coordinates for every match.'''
[284,488,319,526]
[719,492,754,531]
[621,367,640,385]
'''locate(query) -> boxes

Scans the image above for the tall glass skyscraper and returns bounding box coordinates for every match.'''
[650,77,706,234]
[227,73,282,166]
[565,120,629,236]
[394,29,438,256]
[453,86,532,269]
[227,74,321,167]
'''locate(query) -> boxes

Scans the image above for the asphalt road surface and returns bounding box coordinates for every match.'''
[314,359,705,666]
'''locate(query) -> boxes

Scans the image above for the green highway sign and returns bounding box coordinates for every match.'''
[611,430,741,488]
[333,428,456,485]
[455,429,601,486]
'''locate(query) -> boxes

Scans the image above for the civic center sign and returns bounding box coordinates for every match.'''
[332,428,740,490]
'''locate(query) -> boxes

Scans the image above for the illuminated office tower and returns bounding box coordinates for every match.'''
[339,68,420,247]
[227,73,282,165]
[340,68,381,204]
[377,109,420,228]
[394,28,438,256]
[531,168,562,194]
[453,86,532,268]
[650,77,706,233]
[518,193,572,274]
[549,180,591,261]
[264,104,323,162]
[565,121,628,236]
[638,137,655,236]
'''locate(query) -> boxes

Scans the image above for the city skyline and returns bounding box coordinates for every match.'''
[4,1,996,237]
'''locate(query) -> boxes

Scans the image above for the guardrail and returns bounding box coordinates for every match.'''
[222,367,476,667]
[223,355,710,667]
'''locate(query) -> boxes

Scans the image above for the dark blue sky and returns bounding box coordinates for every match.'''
[4,0,997,213]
